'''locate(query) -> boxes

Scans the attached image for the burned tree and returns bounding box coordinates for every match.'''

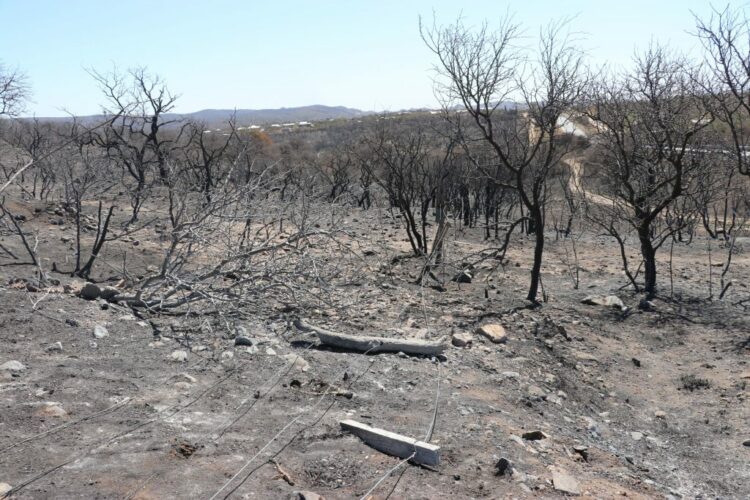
[422,18,586,302]
[90,67,184,223]
[0,62,29,117]
[361,120,455,257]
[584,46,713,298]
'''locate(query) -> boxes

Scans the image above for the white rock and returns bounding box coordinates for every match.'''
[221,351,234,361]
[35,402,68,418]
[170,350,188,362]
[46,342,63,352]
[0,483,12,495]
[551,468,581,495]
[451,332,473,347]
[0,360,26,372]
[281,353,309,372]
[265,347,277,356]
[175,373,197,383]
[581,295,626,311]
[476,324,508,343]
[93,324,108,339]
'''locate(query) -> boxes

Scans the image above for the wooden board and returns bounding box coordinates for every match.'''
[340,419,440,466]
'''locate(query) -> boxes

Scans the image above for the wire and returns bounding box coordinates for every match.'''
[207,346,378,500]
[358,452,416,500]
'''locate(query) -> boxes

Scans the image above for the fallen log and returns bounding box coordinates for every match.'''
[340,419,440,466]
[294,319,446,356]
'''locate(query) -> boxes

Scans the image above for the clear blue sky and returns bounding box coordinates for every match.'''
[0,0,742,116]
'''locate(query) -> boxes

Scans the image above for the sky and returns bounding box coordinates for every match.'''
[0,0,745,117]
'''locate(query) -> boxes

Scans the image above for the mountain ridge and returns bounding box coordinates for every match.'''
[23,104,369,127]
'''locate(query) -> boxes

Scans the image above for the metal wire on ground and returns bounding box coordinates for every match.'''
[119,341,316,500]
[206,345,378,500]
[4,362,242,498]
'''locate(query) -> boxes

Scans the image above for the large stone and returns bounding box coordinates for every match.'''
[581,295,626,310]
[451,332,473,347]
[0,483,12,496]
[452,270,472,283]
[46,342,63,352]
[99,286,120,301]
[476,324,507,344]
[170,350,189,362]
[574,351,599,363]
[527,385,546,399]
[34,402,68,418]
[93,324,109,339]
[234,335,254,346]
[0,360,26,372]
[291,492,325,500]
[79,282,101,300]
[281,354,309,372]
[522,430,548,441]
[551,468,581,495]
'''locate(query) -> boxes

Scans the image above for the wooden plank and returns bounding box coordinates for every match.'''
[340,419,440,466]
[295,319,446,356]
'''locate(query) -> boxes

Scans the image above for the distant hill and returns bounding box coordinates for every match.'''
[28,105,368,127]
[179,105,367,125]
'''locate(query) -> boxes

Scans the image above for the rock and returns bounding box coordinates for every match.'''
[0,483,12,496]
[551,468,581,495]
[0,360,26,372]
[99,286,120,301]
[654,410,666,419]
[451,332,473,347]
[476,324,508,344]
[631,357,641,367]
[502,371,520,379]
[34,402,68,418]
[452,270,472,283]
[574,352,599,363]
[281,354,309,372]
[93,324,109,339]
[174,381,192,391]
[234,335,254,346]
[291,491,325,500]
[743,439,750,447]
[495,457,512,476]
[79,282,101,300]
[175,373,197,384]
[573,445,589,462]
[65,318,80,327]
[527,385,546,399]
[631,431,643,441]
[46,342,63,352]
[221,351,234,361]
[581,295,626,310]
[266,347,277,356]
[170,350,188,362]
[522,430,548,441]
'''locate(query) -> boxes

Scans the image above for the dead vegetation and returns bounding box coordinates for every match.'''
[0,6,749,500]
